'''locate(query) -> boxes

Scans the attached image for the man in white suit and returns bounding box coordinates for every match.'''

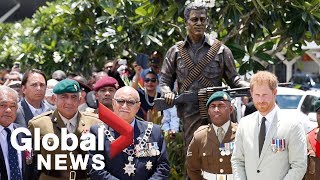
[231,71,307,180]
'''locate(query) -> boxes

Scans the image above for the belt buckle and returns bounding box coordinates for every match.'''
[69,171,76,180]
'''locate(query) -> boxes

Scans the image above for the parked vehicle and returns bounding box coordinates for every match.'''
[289,73,320,90]
[276,87,320,133]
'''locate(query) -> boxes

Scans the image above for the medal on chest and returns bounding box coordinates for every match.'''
[219,142,234,156]
[103,122,155,176]
[123,156,136,176]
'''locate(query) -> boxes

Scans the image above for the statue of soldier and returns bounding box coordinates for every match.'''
[159,2,248,148]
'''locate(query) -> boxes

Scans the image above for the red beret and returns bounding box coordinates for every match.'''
[93,76,118,91]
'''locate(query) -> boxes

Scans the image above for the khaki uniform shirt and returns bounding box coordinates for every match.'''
[28,110,101,180]
[186,122,237,180]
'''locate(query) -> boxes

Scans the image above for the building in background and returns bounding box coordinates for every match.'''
[0,0,54,23]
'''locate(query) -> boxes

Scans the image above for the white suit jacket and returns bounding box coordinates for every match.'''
[231,110,307,180]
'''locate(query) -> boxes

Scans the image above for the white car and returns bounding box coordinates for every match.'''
[276,87,320,134]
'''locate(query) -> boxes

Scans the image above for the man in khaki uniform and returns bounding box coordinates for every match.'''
[186,91,236,179]
[28,79,101,180]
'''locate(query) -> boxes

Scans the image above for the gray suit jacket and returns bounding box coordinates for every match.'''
[231,109,307,180]
[14,98,52,128]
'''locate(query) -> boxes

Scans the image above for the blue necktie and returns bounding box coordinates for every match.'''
[4,128,22,180]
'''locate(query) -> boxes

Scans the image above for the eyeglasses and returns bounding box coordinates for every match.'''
[114,99,140,107]
[144,78,157,83]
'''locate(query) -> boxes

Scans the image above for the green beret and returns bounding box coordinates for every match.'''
[206,91,231,108]
[53,79,80,94]
[315,98,320,112]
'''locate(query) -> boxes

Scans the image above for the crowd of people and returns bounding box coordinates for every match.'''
[0,2,319,180]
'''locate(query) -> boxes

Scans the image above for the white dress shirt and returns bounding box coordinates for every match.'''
[0,124,22,179]
[25,99,46,116]
[258,105,279,136]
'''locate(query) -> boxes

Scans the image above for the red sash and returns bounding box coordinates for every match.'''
[308,128,320,158]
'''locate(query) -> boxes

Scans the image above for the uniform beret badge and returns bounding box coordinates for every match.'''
[223,94,228,101]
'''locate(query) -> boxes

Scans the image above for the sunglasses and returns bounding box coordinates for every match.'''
[114,99,140,107]
[145,78,157,83]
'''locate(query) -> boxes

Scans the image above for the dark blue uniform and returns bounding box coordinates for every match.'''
[88,119,170,180]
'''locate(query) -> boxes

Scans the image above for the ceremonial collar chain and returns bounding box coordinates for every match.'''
[102,122,153,150]
[101,123,154,176]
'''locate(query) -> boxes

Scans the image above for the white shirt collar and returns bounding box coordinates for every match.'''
[212,121,230,135]
[0,123,15,135]
[58,112,78,127]
[258,105,279,124]
[25,99,45,116]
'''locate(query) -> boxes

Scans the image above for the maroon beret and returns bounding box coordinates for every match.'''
[93,76,118,91]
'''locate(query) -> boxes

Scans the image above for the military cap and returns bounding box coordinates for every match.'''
[315,98,320,112]
[53,79,80,94]
[206,91,231,108]
[93,76,118,91]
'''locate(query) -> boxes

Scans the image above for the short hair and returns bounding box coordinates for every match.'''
[0,85,19,102]
[184,2,207,21]
[250,71,278,91]
[21,69,47,86]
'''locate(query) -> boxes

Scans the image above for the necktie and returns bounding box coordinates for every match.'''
[259,117,267,157]
[4,128,22,180]
[217,127,225,143]
[67,122,75,133]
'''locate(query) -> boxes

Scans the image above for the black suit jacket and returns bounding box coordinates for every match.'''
[0,123,34,180]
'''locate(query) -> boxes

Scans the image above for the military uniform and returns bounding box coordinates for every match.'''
[28,79,102,180]
[28,110,101,180]
[304,128,320,180]
[186,122,237,180]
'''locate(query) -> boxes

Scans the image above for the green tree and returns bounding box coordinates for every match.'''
[0,0,319,77]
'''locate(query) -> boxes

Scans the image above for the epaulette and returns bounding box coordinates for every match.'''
[32,110,54,120]
[194,125,210,134]
[82,111,99,118]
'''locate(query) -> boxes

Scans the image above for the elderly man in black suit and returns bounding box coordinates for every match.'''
[0,86,34,180]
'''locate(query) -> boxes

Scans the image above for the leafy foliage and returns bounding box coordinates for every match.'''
[0,0,320,77]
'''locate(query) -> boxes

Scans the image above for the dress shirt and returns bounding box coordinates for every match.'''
[25,99,46,116]
[59,112,78,133]
[0,124,22,179]
[212,121,230,136]
[258,105,279,136]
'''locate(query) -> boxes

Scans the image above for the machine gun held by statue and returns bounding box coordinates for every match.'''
[154,83,291,111]
[154,86,250,111]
